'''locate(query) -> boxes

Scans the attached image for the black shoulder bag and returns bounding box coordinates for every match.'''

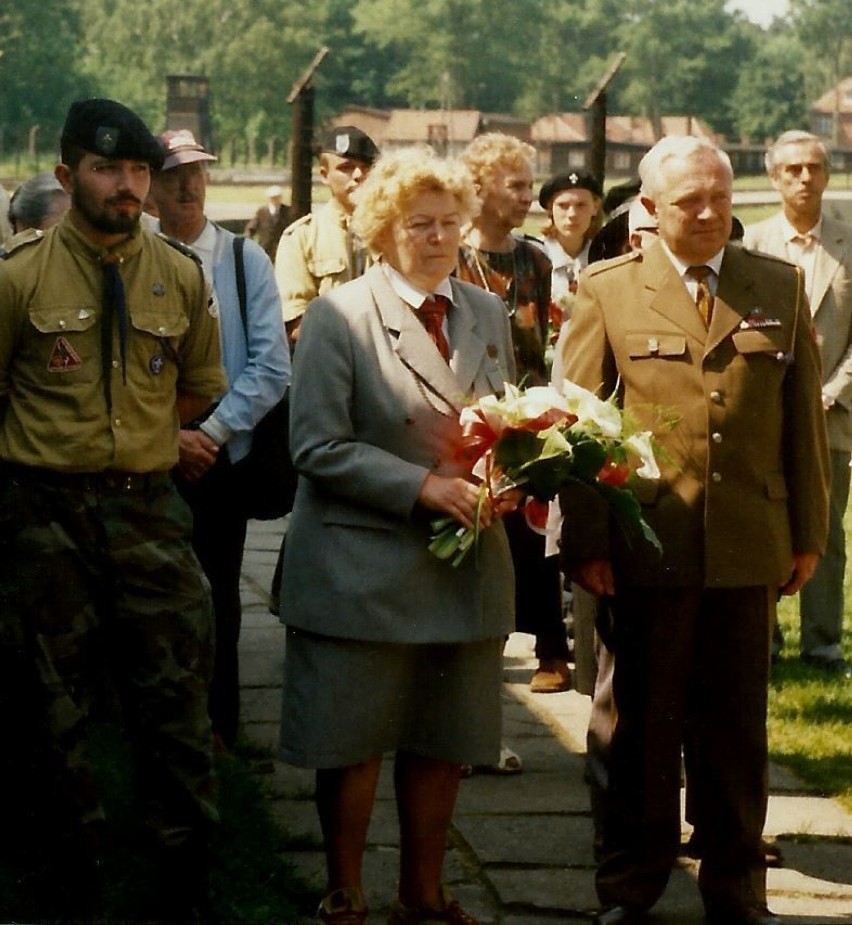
[233,236,297,519]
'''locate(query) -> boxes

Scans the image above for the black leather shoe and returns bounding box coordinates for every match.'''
[706,905,780,925]
[595,906,648,925]
[801,654,852,678]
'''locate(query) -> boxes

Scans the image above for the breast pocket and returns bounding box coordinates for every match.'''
[128,305,189,390]
[731,329,789,360]
[28,303,99,380]
[626,333,687,361]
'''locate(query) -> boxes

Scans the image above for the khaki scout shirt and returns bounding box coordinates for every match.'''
[274,198,372,323]
[0,217,226,473]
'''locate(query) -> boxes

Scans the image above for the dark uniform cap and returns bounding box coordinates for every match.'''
[320,125,379,165]
[61,98,164,169]
[538,172,603,211]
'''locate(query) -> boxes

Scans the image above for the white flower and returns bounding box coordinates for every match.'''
[625,431,660,479]
[559,379,622,438]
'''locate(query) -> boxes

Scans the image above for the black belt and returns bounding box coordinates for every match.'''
[1,463,171,494]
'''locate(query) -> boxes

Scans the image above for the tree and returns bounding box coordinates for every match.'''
[351,0,539,112]
[790,0,852,143]
[0,0,92,158]
[616,0,755,138]
[730,30,810,143]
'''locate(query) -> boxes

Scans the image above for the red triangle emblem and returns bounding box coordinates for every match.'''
[47,337,83,372]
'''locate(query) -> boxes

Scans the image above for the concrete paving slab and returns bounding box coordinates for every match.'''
[455,771,591,815]
[242,687,283,723]
[239,522,852,925]
[486,866,599,915]
[264,763,315,800]
[242,720,280,752]
[269,799,323,846]
[454,814,595,867]
[772,839,852,889]
[765,795,852,837]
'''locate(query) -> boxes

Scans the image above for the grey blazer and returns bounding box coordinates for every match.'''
[280,265,517,644]
[744,213,852,450]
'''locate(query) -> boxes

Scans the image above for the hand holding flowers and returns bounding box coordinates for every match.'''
[428,380,662,566]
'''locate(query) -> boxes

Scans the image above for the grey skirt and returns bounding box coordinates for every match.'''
[279,628,504,769]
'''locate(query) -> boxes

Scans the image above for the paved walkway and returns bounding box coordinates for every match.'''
[240,520,852,924]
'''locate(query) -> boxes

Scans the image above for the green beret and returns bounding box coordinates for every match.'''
[60,99,164,169]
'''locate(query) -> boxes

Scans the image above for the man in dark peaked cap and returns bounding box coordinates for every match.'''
[274,123,379,348]
[0,98,225,922]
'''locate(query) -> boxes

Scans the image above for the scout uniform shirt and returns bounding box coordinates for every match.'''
[0,217,226,473]
[274,197,372,324]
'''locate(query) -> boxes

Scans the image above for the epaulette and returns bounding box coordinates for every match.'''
[156,232,203,266]
[584,249,641,277]
[741,246,796,267]
[281,213,312,236]
[0,228,45,260]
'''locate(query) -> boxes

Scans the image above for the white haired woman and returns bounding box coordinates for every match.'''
[278,147,519,924]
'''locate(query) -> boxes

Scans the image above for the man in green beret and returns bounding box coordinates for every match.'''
[0,98,226,922]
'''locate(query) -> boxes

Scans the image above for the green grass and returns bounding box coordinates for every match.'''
[768,505,852,815]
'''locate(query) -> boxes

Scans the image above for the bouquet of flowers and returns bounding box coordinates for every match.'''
[428,380,662,566]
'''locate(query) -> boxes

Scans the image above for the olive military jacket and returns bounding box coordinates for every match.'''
[0,217,226,473]
[273,198,372,324]
[558,240,830,588]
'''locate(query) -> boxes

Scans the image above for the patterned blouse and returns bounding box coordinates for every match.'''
[457,238,552,386]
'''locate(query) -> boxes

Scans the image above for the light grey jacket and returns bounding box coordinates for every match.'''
[745,213,852,450]
[280,265,517,643]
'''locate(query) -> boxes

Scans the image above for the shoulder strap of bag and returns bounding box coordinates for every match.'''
[233,235,248,334]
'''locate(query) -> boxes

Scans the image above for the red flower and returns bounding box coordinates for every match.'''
[597,457,630,486]
[524,497,550,533]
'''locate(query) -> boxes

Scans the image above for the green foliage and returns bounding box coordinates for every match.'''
[0,0,93,154]
[731,30,811,142]
[617,0,756,137]
[1,0,847,164]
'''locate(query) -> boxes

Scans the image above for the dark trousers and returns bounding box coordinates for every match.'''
[594,586,773,915]
[177,454,249,747]
[504,510,568,660]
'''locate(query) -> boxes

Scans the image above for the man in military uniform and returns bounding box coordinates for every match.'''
[0,99,226,920]
[274,124,378,348]
[558,136,829,925]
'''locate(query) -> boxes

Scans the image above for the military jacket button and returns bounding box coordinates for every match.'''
[712,432,723,444]
[711,471,722,483]
[710,390,722,404]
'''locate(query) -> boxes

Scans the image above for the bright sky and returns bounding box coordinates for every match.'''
[726,0,789,27]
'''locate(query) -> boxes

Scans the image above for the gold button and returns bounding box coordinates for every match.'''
[711,471,722,483]
[710,390,722,404]
[712,432,722,443]
[59,320,66,329]
[158,326,166,335]
[112,360,120,369]
[114,418,122,427]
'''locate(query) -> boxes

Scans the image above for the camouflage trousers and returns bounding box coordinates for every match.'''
[0,467,218,849]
